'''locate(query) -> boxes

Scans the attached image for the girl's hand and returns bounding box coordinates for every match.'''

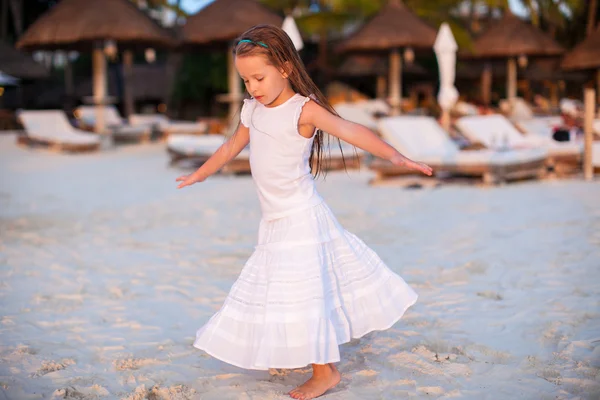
[390,154,433,176]
[175,173,205,189]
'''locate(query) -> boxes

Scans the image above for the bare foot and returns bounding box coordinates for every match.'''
[289,363,341,400]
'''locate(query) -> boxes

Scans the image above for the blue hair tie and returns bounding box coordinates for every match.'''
[238,39,268,48]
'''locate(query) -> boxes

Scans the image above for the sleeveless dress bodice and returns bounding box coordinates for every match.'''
[240,94,323,220]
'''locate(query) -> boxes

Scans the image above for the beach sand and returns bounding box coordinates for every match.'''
[0,133,599,399]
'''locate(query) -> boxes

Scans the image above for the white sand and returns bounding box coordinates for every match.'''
[0,132,599,399]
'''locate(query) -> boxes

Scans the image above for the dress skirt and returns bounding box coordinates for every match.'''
[193,201,418,370]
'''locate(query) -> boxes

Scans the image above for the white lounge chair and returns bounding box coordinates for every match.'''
[129,114,207,137]
[75,105,151,143]
[457,114,583,175]
[17,110,101,152]
[372,116,548,184]
[353,99,390,115]
[334,103,379,131]
[166,133,250,174]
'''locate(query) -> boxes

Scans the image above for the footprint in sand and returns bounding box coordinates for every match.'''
[52,384,109,399]
[417,386,445,396]
[122,384,196,400]
[476,291,503,301]
[32,358,75,377]
[113,358,161,371]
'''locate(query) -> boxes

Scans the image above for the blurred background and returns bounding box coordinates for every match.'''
[0,0,598,122]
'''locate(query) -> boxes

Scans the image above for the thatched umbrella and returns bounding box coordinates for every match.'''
[181,0,283,123]
[469,11,564,106]
[336,0,437,115]
[16,0,176,132]
[561,25,600,108]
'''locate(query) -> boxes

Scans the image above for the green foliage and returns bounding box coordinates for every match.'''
[172,52,228,102]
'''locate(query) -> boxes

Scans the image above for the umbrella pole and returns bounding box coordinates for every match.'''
[92,46,107,134]
[123,50,134,118]
[507,57,517,106]
[376,75,386,100]
[597,68,600,116]
[481,62,492,106]
[228,48,241,128]
[549,82,558,109]
[389,49,402,115]
[584,88,595,181]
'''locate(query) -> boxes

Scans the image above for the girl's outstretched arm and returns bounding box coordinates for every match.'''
[301,101,433,176]
[175,124,250,189]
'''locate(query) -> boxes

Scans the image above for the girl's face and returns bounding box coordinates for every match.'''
[235,54,289,106]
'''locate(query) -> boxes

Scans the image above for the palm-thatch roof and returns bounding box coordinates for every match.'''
[16,0,176,51]
[181,0,283,47]
[338,55,428,77]
[0,41,49,79]
[469,12,564,58]
[561,26,600,71]
[336,0,437,53]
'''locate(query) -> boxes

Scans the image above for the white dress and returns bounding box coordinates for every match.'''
[193,93,418,370]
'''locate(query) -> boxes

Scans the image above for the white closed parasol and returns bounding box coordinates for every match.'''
[282,15,303,51]
[434,23,459,131]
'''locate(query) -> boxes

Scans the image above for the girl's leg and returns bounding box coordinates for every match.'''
[288,363,341,400]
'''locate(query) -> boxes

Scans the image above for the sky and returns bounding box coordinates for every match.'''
[172,0,530,17]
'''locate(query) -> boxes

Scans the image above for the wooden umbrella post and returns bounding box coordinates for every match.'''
[389,49,402,116]
[597,68,600,116]
[123,50,134,118]
[507,57,517,106]
[228,47,242,127]
[92,46,107,134]
[481,62,492,105]
[549,82,559,109]
[376,75,386,100]
[584,88,595,181]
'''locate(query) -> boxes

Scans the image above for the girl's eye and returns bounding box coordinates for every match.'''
[243,80,249,84]
[256,77,264,82]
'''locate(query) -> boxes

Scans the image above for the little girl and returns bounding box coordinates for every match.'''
[176,24,432,400]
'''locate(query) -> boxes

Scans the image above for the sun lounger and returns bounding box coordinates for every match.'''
[594,142,600,169]
[166,133,250,174]
[76,105,151,143]
[372,116,547,184]
[352,99,390,115]
[16,110,101,152]
[334,103,379,131]
[457,114,583,175]
[129,114,207,137]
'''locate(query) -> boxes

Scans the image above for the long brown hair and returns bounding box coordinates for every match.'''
[233,24,346,178]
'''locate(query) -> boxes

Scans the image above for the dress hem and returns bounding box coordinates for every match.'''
[192,294,418,371]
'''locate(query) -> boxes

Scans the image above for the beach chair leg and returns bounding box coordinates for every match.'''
[482,172,496,185]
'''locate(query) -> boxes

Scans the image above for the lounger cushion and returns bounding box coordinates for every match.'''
[378,116,547,167]
[334,103,378,131]
[18,110,100,146]
[459,115,583,158]
[167,134,249,159]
